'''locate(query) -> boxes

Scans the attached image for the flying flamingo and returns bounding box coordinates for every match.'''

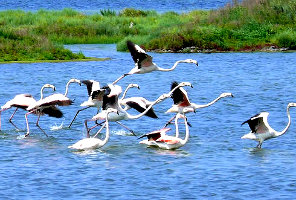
[85,82,191,137]
[139,113,190,150]
[0,84,55,131]
[25,78,81,136]
[119,83,158,119]
[68,108,119,150]
[112,40,198,84]
[164,81,233,127]
[68,80,104,128]
[241,102,296,148]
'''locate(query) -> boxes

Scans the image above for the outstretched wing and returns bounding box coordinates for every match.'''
[170,81,191,106]
[82,80,94,96]
[242,112,270,134]
[127,40,153,69]
[126,100,158,118]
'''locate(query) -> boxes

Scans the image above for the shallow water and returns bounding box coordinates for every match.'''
[1,0,231,12]
[1,44,296,199]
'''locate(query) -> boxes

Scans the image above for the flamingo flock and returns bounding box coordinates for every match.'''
[1,40,293,150]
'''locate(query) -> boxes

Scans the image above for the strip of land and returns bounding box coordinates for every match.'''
[0,0,295,62]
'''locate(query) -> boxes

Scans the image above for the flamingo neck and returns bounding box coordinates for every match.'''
[157,60,182,72]
[174,114,190,145]
[277,105,292,136]
[120,85,133,101]
[64,80,73,96]
[40,85,47,100]
[193,95,224,109]
[101,113,110,146]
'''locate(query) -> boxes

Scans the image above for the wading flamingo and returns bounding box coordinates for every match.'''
[25,79,80,137]
[164,81,233,127]
[112,40,198,84]
[85,82,192,137]
[241,102,296,148]
[68,108,119,150]
[0,84,55,131]
[68,80,104,128]
[139,113,189,150]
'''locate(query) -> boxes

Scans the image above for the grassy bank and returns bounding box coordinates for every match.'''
[0,0,296,62]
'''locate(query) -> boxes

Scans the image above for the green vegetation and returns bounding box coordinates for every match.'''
[0,0,296,62]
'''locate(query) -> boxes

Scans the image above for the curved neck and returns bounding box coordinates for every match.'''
[277,105,292,136]
[101,113,110,146]
[40,86,47,100]
[157,60,181,72]
[175,114,190,144]
[193,95,223,109]
[120,85,133,101]
[64,80,73,96]
[124,95,164,119]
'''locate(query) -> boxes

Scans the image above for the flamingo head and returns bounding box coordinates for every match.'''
[182,59,198,66]
[43,84,56,91]
[68,78,81,86]
[288,103,296,108]
[129,83,140,90]
[178,82,193,88]
[220,93,234,98]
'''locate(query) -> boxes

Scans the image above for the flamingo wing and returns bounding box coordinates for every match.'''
[171,81,191,106]
[82,80,94,96]
[125,98,158,118]
[242,112,270,134]
[42,106,63,118]
[91,89,105,101]
[127,40,153,69]
[139,128,171,141]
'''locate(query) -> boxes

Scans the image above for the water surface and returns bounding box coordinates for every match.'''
[1,44,296,199]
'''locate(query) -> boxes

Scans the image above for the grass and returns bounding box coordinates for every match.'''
[1,0,296,62]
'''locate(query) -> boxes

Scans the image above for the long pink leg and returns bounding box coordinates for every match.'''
[115,121,135,136]
[68,106,90,128]
[25,110,35,137]
[36,115,48,137]
[93,123,106,138]
[9,108,20,130]
[85,119,105,137]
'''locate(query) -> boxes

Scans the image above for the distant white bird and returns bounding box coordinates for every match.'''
[0,84,55,131]
[25,79,80,137]
[112,40,198,84]
[68,108,119,150]
[68,80,104,128]
[241,103,296,148]
[165,81,233,127]
[139,113,190,150]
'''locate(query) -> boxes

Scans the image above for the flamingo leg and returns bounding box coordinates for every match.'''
[93,122,107,138]
[164,115,192,128]
[25,110,35,137]
[35,115,48,137]
[256,141,262,149]
[68,106,90,128]
[85,119,105,138]
[115,121,136,136]
[163,116,176,127]
[9,108,20,130]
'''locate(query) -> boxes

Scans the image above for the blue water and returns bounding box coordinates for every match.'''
[1,44,296,199]
[0,0,231,12]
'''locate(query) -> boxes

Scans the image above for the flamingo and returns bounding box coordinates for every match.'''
[164,81,233,127]
[68,80,104,128]
[68,108,119,150]
[84,82,191,137]
[25,78,80,136]
[0,84,55,131]
[241,102,296,148]
[139,113,189,150]
[112,40,198,84]
[119,83,158,119]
